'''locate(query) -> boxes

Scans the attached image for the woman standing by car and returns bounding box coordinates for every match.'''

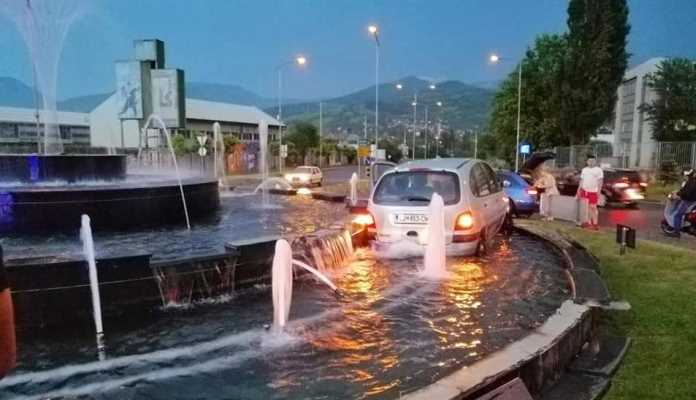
[533,163,559,220]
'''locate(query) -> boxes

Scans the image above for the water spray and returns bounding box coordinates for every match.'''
[80,214,106,360]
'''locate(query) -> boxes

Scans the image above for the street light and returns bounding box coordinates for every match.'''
[489,52,523,172]
[397,82,437,159]
[276,55,308,172]
[367,24,380,156]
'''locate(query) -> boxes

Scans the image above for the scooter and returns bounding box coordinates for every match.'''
[661,195,696,237]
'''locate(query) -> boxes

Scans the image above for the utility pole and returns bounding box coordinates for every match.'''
[319,101,323,167]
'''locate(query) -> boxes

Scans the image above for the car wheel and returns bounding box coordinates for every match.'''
[502,212,514,237]
[317,179,322,187]
[475,230,488,257]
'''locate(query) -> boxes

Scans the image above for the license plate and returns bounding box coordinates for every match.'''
[394,213,428,224]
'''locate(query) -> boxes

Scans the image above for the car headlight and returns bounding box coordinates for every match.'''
[284,174,292,180]
[300,175,309,181]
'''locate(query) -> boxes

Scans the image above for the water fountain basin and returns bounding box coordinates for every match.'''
[0,175,220,233]
[0,154,127,183]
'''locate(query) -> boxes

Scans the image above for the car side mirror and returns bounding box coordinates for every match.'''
[502,180,511,188]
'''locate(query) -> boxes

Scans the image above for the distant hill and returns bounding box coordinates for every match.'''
[0,76,495,135]
[0,77,37,108]
[271,76,495,136]
[58,93,111,112]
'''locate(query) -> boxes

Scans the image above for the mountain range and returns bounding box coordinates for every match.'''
[0,76,495,135]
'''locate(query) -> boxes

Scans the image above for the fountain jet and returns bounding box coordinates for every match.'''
[349,172,358,206]
[271,239,340,331]
[80,214,106,360]
[1,0,88,154]
[271,240,293,331]
[422,193,448,278]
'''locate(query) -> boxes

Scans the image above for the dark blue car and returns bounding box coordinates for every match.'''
[497,171,538,217]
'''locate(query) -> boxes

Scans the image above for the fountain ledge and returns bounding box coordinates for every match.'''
[402,223,618,400]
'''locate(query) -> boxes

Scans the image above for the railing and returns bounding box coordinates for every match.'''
[656,142,696,169]
[547,142,631,169]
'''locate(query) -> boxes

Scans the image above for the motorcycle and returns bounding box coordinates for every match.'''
[661,195,696,237]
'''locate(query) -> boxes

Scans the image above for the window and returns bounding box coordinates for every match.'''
[373,171,460,206]
[482,163,501,193]
[0,123,18,139]
[470,163,491,197]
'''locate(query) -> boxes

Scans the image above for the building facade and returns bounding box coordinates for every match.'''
[89,95,282,149]
[0,106,91,152]
[607,57,665,168]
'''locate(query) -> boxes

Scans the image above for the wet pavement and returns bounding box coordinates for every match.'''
[598,201,696,249]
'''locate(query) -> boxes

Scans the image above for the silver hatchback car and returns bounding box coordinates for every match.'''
[366,158,509,256]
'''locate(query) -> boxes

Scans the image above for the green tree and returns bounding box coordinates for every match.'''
[561,0,630,145]
[641,58,696,142]
[285,121,319,161]
[489,34,568,161]
[378,137,403,162]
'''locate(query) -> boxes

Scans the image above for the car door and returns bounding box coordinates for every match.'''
[469,163,493,234]
[481,163,507,234]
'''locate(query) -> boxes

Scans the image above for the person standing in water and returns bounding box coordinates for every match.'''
[576,155,603,230]
[533,162,559,221]
[0,245,16,379]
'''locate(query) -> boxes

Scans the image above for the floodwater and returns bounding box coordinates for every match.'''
[1,234,569,400]
[0,193,349,262]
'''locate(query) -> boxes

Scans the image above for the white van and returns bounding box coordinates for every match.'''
[366,158,509,255]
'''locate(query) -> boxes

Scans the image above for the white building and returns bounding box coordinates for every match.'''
[0,106,91,151]
[0,98,282,152]
[90,94,282,149]
[606,57,665,168]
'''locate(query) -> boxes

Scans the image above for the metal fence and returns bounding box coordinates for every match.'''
[656,142,696,169]
[548,142,632,169]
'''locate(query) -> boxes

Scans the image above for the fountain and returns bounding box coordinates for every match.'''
[79,214,106,360]
[271,240,293,331]
[1,0,88,154]
[142,114,191,230]
[271,238,340,331]
[349,172,358,206]
[422,193,448,278]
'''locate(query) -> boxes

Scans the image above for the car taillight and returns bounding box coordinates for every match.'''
[639,182,648,187]
[455,212,474,230]
[353,213,375,227]
[613,182,629,189]
[526,188,538,195]
[687,211,696,223]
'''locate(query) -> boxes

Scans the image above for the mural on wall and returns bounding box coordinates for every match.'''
[226,142,261,174]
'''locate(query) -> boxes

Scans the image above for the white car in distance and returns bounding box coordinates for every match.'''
[284,166,323,187]
[363,158,509,256]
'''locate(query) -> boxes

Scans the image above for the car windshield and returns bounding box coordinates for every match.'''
[294,167,313,173]
[373,171,460,206]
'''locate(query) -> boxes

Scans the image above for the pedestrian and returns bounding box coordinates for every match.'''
[533,162,559,221]
[575,155,603,230]
[665,168,696,238]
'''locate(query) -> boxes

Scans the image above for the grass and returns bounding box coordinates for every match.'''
[544,222,696,400]
[644,181,680,203]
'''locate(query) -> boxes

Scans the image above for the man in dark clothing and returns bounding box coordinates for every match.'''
[666,169,696,238]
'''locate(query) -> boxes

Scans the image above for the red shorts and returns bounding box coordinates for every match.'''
[579,189,598,205]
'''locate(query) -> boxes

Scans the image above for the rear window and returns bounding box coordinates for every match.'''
[373,171,460,206]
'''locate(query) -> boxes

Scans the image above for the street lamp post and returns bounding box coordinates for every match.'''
[396,82,436,160]
[368,25,380,155]
[490,53,523,171]
[276,55,307,173]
